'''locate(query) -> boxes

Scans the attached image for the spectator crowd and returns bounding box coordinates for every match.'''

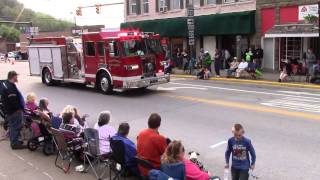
[0,71,256,180]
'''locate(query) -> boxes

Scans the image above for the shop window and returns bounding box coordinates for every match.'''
[143,0,149,14]
[109,41,119,57]
[97,42,105,57]
[280,37,302,61]
[85,42,95,56]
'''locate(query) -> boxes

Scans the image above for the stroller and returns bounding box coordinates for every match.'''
[27,112,62,156]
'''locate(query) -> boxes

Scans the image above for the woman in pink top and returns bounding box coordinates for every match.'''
[161,140,215,180]
[184,159,210,180]
[94,111,116,155]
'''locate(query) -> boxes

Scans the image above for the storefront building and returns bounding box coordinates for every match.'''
[255,0,319,70]
[121,0,256,59]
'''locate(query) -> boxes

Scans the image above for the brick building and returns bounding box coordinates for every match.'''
[121,0,256,59]
[255,0,319,70]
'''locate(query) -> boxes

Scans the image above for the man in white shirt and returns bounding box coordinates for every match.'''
[236,60,249,78]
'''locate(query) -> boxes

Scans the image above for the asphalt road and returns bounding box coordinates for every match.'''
[1,62,320,180]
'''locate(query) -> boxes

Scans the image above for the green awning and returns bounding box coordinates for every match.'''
[120,10,255,37]
[195,10,255,35]
[121,17,187,37]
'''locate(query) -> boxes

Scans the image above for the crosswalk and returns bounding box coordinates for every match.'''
[261,92,320,113]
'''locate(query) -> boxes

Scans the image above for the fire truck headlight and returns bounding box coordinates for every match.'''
[160,61,167,66]
[124,64,139,71]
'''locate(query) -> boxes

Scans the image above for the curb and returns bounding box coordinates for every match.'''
[171,74,320,90]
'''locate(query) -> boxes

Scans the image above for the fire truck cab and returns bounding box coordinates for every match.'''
[27,30,170,94]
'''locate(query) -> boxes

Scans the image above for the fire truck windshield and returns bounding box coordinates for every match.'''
[122,38,162,57]
[144,39,162,54]
[122,40,146,57]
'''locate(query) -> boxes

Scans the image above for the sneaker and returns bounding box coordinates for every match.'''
[11,144,27,150]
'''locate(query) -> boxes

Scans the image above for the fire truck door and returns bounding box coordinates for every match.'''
[106,41,121,77]
[67,43,81,79]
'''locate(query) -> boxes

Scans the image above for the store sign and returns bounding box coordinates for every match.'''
[298,4,319,20]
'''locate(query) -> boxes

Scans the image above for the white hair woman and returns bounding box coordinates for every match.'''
[94,111,116,155]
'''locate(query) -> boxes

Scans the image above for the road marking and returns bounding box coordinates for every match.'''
[210,141,227,149]
[0,172,7,178]
[27,162,34,167]
[42,172,54,180]
[261,97,320,113]
[164,94,320,120]
[278,90,320,97]
[157,86,208,91]
[12,153,25,161]
[169,82,320,100]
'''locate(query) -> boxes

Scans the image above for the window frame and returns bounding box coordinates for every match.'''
[108,41,120,58]
[96,41,105,57]
[142,0,149,14]
[170,0,180,10]
[130,0,138,15]
[206,0,216,5]
[84,41,96,57]
[159,0,167,12]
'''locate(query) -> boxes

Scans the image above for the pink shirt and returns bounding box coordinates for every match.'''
[94,124,116,154]
[184,159,210,180]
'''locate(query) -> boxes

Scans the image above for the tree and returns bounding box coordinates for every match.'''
[0,24,20,41]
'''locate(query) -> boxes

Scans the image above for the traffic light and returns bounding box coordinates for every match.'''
[95,4,101,14]
[76,7,82,16]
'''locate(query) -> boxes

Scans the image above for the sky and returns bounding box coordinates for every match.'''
[17,0,124,28]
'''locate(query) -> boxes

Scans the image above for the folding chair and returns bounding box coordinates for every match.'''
[83,128,111,180]
[135,157,155,180]
[51,128,76,173]
[109,138,128,180]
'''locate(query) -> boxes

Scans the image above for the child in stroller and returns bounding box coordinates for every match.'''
[27,98,61,155]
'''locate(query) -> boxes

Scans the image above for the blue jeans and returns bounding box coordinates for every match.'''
[7,111,24,146]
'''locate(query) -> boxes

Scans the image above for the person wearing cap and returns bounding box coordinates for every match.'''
[1,71,26,149]
[227,57,240,77]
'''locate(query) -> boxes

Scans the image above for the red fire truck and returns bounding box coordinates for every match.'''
[27,30,170,94]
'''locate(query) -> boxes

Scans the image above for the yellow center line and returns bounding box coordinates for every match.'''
[164,94,320,120]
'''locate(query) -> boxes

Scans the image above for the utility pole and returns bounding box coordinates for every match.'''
[187,4,195,75]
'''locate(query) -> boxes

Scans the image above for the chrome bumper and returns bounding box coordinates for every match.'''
[123,74,170,89]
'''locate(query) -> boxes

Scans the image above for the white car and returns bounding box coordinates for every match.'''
[0,53,4,61]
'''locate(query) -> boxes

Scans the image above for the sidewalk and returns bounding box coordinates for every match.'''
[171,68,320,90]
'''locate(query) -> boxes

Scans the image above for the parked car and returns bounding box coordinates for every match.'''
[0,53,5,61]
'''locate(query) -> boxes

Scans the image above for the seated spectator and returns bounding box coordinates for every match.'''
[161,140,214,180]
[38,98,51,122]
[197,67,211,80]
[235,60,249,78]
[60,111,81,140]
[25,92,37,111]
[94,111,116,155]
[73,106,89,132]
[137,113,168,176]
[111,123,139,176]
[61,105,81,126]
[25,93,42,137]
[278,59,292,82]
[227,57,240,77]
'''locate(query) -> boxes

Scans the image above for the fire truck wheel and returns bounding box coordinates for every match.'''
[42,68,54,86]
[98,73,113,94]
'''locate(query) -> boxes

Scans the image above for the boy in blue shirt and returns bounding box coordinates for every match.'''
[225,124,256,180]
